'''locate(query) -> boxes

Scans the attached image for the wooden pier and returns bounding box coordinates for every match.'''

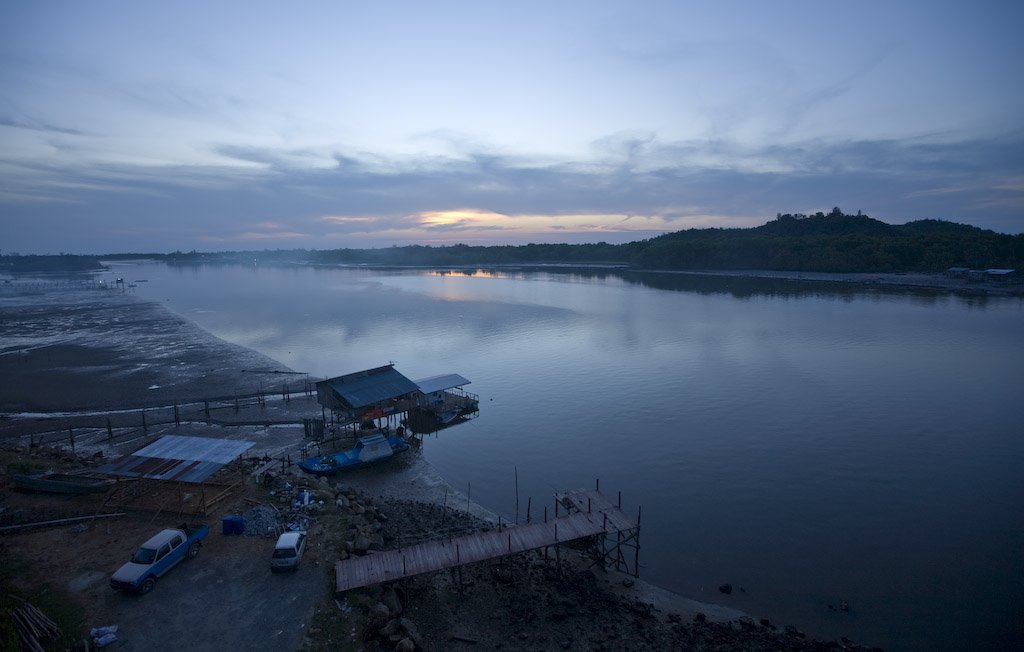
[335,489,639,593]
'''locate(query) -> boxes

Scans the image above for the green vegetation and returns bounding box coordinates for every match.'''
[0,254,105,273]
[633,208,1023,272]
[5,209,1022,273]
[0,555,86,651]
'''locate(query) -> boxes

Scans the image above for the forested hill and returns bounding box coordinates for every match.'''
[629,209,1022,272]
[304,209,1020,273]
[3,209,1021,274]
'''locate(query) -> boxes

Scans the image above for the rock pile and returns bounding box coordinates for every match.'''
[239,505,281,537]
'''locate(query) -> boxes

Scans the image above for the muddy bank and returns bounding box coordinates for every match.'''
[298,477,878,651]
[0,280,298,413]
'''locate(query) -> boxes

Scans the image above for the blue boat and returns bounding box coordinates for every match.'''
[297,434,410,475]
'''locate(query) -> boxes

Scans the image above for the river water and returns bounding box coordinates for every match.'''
[118,262,1023,650]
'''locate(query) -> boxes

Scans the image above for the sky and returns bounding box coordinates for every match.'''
[1,1,1023,254]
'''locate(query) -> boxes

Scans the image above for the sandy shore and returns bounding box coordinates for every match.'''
[0,279,879,650]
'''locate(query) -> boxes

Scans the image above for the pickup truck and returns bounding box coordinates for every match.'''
[110,523,209,594]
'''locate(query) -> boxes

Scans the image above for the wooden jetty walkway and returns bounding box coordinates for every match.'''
[335,489,638,593]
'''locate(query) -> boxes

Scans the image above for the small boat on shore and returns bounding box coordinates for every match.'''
[297,434,410,475]
[13,472,116,495]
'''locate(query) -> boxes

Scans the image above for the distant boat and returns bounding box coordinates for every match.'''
[13,472,116,495]
[297,434,410,475]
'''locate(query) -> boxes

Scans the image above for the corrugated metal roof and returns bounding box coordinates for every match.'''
[318,365,419,409]
[98,435,254,484]
[415,373,471,395]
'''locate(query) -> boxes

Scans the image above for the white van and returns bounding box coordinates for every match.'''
[270,531,307,572]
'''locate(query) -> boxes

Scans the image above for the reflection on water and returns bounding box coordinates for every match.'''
[124,262,1023,651]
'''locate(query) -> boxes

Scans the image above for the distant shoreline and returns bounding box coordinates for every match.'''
[4,257,1021,297]
[633,268,1024,296]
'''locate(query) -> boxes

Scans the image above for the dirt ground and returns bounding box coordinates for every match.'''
[0,280,881,651]
[1,464,331,652]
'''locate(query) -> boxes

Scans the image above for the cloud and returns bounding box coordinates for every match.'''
[2,130,1023,252]
[0,115,85,135]
[229,231,308,241]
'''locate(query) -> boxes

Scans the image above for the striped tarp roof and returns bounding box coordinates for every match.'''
[317,365,419,409]
[414,373,470,395]
[98,435,254,484]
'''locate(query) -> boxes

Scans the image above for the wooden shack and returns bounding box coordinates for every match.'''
[315,364,420,426]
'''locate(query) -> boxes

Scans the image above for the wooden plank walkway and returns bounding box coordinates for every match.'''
[335,489,637,593]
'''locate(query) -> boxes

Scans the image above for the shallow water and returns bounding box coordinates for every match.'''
[121,262,1024,650]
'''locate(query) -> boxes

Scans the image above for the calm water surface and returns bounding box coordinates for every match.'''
[120,262,1023,651]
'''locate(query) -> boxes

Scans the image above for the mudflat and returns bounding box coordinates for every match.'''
[1,282,297,413]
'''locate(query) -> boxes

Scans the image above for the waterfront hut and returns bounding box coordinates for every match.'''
[409,373,479,433]
[315,364,419,428]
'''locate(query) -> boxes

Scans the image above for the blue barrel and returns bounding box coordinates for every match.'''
[222,515,235,535]
[232,515,246,534]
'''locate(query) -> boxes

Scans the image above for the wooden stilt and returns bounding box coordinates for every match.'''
[514,466,519,524]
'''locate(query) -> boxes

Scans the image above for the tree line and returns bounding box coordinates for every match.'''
[3,209,1021,274]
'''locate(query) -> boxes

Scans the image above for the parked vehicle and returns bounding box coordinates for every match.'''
[110,523,209,594]
[270,531,307,572]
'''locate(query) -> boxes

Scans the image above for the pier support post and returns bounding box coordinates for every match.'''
[514,466,519,525]
[634,505,642,578]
